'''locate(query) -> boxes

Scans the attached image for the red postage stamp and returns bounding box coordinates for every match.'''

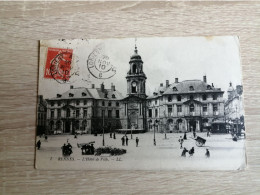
[44,48,73,82]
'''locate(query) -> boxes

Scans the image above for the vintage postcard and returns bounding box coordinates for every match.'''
[36,37,246,170]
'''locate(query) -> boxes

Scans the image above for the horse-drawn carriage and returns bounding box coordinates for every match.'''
[77,141,95,155]
[193,136,206,147]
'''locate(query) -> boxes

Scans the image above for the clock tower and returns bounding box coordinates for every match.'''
[122,44,148,131]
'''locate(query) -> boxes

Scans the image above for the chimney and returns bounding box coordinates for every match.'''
[175,78,178,83]
[111,83,115,91]
[101,83,105,92]
[92,84,95,89]
[203,75,207,83]
[70,85,73,89]
[212,83,214,87]
[166,80,169,87]
[160,83,163,87]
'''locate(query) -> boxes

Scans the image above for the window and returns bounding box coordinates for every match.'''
[132,82,137,93]
[83,109,87,117]
[57,109,61,117]
[116,102,119,107]
[76,109,80,118]
[149,109,152,117]
[112,94,116,98]
[177,105,182,113]
[82,120,87,130]
[213,94,217,100]
[155,100,158,105]
[108,101,112,106]
[173,87,178,91]
[213,104,218,112]
[82,92,86,96]
[207,85,212,90]
[116,110,120,118]
[108,110,112,118]
[102,101,105,106]
[203,104,207,112]
[51,102,54,107]
[69,93,74,97]
[58,101,61,106]
[66,108,70,117]
[155,109,158,117]
[168,95,172,102]
[56,121,61,130]
[76,100,80,105]
[190,104,194,112]
[190,95,194,100]
[202,94,207,100]
[133,64,137,73]
[189,86,194,91]
[84,100,87,105]
[177,95,182,101]
[51,110,54,118]
[168,105,172,117]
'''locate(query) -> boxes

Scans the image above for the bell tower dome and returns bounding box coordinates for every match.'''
[126,43,147,98]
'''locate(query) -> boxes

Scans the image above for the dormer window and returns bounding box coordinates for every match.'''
[173,87,178,91]
[104,93,108,98]
[69,93,74,97]
[189,86,194,91]
[207,85,212,90]
[153,92,158,96]
[82,92,86,96]
[57,94,62,98]
[112,94,116,98]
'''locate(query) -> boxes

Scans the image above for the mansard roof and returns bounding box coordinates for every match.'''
[49,87,124,101]
[148,79,223,99]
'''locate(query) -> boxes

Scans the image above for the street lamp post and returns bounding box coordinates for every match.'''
[131,125,133,139]
[102,110,105,146]
[154,119,159,146]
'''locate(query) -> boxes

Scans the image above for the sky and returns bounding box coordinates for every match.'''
[38,36,242,99]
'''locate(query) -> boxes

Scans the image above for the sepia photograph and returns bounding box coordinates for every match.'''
[36,37,246,170]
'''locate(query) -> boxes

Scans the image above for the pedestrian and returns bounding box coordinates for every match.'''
[61,143,67,155]
[125,136,129,146]
[110,132,112,138]
[67,143,73,155]
[136,137,139,147]
[183,132,187,140]
[193,130,196,138]
[121,136,125,146]
[45,135,48,141]
[67,138,69,143]
[233,134,238,142]
[178,136,184,149]
[74,133,77,139]
[181,147,188,157]
[189,147,195,157]
[36,140,41,150]
[113,132,116,139]
[90,144,95,155]
[205,149,210,158]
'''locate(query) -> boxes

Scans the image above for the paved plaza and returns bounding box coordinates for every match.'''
[36,132,245,170]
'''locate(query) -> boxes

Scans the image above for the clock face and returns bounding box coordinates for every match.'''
[132,82,137,87]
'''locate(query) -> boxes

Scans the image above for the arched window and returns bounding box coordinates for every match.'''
[177,95,182,101]
[190,104,194,112]
[207,85,212,90]
[132,82,137,93]
[173,87,178,91]
[133,64,137,74]
[112,94,116,98]
[189,86,194,91]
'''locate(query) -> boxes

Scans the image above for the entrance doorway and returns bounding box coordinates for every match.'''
[189,120,196,132]
[65,121,70,133]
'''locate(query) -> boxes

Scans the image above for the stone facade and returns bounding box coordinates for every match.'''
[146,76,225,133]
